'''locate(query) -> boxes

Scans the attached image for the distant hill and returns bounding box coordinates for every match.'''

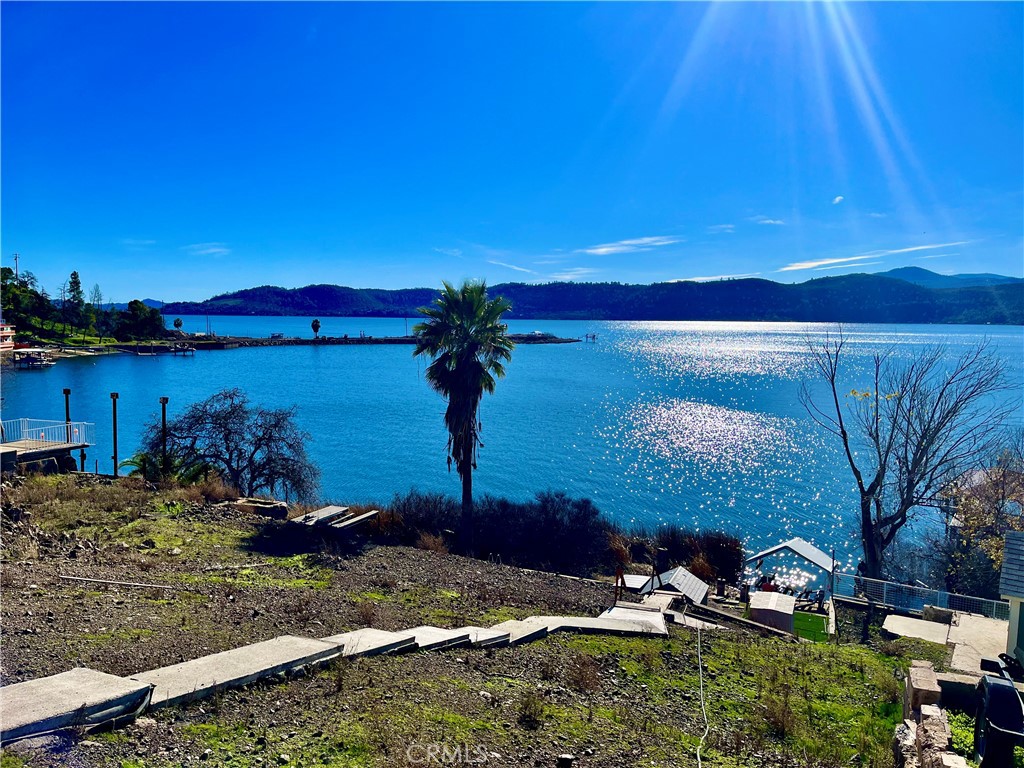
[872,266,1023,290]
[110,298,164,311]
[160,271,1024,325]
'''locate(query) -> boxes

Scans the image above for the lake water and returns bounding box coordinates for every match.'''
[3,318,1021,565]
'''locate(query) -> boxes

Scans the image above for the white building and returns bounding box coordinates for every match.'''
[1000,531,1024,659]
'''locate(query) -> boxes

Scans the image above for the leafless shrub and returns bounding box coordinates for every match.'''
[566,654,602,693]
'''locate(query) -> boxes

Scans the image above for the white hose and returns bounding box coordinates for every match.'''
[696,624,710,768]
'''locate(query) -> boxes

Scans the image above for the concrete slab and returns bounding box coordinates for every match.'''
[664,610,719,630]
[459,626,511,648]
[0,668,153,744]
[948,614,1008,674]
[543,613,669,637]
[321,628,417,657]
[490,619,549,645]
[291,505,349,526]
[330,509,379,530]
[406,626,472,652]
[134,635,342,709]
[601,606,669,634]
[615,600,664,613]
[640,593,676,611]
[882,615,950,646]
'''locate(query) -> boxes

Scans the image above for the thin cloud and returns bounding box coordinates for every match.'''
[778,254,880,272]
[815,261,883,271]
[551,267,599,281]
[832,196,845,205]
[867,212,887,218]
[578,236,680,256]
[183,242,230,257]
[672,272,761,282]
[120,238,155,247]
[433,247,463,258]
[706,224,735,234]
[915,252,958,260]
[855,241,970,258]
[533,258,564,265]
[749,216,785,226]
[487,259,536,275]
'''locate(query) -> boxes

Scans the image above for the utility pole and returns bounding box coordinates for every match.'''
[12,253,19,281]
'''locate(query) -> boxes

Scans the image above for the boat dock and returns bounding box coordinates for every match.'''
[0,419,95,473]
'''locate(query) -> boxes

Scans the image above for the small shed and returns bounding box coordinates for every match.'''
[638,566,709,605]
[1000,531,1024,661]
[749,591,796,634]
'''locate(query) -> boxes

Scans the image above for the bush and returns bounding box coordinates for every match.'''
[376,489,744,579]
[517,689,545,730]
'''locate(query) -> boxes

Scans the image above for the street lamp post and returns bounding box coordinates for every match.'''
[110,392,119,477]
[63,388,72,442]
[159,396,169,477]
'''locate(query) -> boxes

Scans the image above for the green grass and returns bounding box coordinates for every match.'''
[793,611,829,642]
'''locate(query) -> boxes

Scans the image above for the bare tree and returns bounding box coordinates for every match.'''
[800,328,1016,579]
[139,388,320,501]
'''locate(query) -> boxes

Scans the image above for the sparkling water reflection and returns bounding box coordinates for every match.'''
[2,318,1020,565]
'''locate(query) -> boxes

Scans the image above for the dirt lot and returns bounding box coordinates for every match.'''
[1,475,914,768]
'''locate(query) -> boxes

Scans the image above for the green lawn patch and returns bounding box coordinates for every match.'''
[794,611,829,642]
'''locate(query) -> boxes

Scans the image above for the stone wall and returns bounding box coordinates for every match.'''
[893,660,969,768]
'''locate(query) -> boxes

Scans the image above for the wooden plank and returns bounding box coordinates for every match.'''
[290,505,350,526]
[329,509,379,530]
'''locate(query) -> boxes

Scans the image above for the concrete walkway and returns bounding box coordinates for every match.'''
[0,595,684,745]
[0,668,153,743]
[134,635,344,709]
[881,614,951,645]
[948,614,1008,675]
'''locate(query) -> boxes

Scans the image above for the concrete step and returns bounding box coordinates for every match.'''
[459,626,511,648]
[490,619,549,645]
[535,613,668,637]
[0,668,154,744]
[321,628,417,657]
[406,626,472,652]
[291,505,350,526]
[663,610,718,630]
[600,606,669,634]
[133,635,343,709]
[638,594,676,611]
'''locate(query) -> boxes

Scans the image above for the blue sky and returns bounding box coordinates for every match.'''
[3,2,1022,302]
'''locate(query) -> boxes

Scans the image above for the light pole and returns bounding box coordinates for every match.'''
[159,397,169,477]
[63,388,72,442]
[110,392,119,477]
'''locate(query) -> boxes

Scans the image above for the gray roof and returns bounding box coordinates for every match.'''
[745,537,836,573]
[1000,531,1024,599]
[622,574,649,591]
[640,566,709,604]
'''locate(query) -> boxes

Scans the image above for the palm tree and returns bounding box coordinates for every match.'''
[413,281,515,548]
[311,318,321,339]
[173,317,183,331]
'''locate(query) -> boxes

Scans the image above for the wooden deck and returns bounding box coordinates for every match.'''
[1,439,90,458]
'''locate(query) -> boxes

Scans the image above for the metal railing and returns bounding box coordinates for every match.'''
[833,571,1009,621]
[0,419,96,446]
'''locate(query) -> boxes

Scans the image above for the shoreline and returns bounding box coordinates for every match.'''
[2,333,581,360]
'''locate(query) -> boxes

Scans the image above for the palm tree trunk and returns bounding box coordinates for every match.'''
[461,458,474,554]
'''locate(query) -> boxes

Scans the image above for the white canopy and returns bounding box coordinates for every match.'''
[745,537,835,574]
